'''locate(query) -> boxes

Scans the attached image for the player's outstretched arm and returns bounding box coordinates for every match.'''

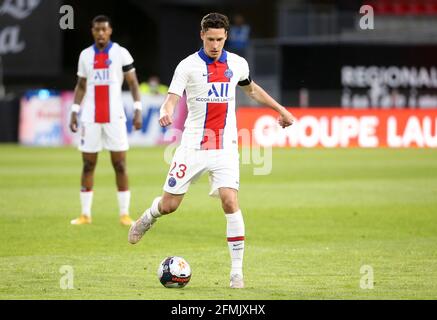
[70,77,87,133]
[125,71,143,130]
[240,81,295,128]
[159,93,180,127]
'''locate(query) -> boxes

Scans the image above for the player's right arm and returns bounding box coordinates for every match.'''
[70,50,88,133]
[69,76,87,133]
[159,93,180,127]
[159,59,188,128]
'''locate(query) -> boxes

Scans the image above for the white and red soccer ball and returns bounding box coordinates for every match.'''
[157,256,191,288]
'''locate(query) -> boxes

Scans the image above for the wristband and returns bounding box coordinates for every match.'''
[160,109,167,119]
[71,104,80,114]
[133,101,142,111]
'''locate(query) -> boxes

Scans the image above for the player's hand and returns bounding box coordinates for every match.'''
[278,110,296,128]
[70,112,78,133]
[133,110,142,130]
[159,113,173,127]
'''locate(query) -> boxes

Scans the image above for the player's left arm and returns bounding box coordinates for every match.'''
[240,81,295,128]
[124,70,142,130]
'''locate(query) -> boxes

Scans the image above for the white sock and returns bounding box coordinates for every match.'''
[141,197,163,223]
[80,191,93,217]
[150,196,162,218]
[225,210,245,277]
[117,190,131,216]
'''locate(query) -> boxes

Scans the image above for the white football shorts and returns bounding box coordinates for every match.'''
[163,146,240,198]
[79,121,129,153]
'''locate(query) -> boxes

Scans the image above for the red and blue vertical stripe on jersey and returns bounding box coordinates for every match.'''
[198,49,230,150]
[93,42,112,123]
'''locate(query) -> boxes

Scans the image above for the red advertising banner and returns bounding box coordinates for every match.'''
[237,108,437,148]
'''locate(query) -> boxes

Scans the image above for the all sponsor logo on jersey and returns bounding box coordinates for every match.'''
[208,83,229,97]
[93,69,110,82]
[196,83,234,103]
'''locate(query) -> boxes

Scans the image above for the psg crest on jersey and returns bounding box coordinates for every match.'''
[105,59,112,66]
[224,68,233,79]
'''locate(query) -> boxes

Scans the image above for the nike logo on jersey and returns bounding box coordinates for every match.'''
[202,72,214,77]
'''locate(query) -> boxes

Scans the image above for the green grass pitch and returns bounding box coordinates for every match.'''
[0,145,436,300]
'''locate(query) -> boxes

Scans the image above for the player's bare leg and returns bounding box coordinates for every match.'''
[111,151,133,226]
[219,188,245,289]
[71,152,98,225]
[128,192,184,244]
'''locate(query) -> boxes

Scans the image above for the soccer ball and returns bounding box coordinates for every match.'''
[157,256,191,288]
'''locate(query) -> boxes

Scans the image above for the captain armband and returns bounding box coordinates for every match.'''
[238,76,252,87]
[123,63,135,73]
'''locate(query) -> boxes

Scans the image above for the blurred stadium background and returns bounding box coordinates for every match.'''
[1,0,437,300]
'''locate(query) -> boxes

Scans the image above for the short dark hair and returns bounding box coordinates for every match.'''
[92,15,112,28]
[201,13,230,32]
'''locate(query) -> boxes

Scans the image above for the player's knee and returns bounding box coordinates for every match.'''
[221,198,239,213]
[83,160,97,174]
[112,160,126,175]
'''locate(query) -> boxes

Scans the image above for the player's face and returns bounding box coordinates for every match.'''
[92,22,112,47]
[201,28,227,60]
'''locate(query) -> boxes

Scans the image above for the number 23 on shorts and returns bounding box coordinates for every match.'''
[169,162,187,179]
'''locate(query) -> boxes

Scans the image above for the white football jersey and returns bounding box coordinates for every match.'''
[168,49,250,150]
[77,42,134,123]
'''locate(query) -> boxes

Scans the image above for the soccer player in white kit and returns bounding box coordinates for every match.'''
[69,15,143,226]
[128,13,295,288]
